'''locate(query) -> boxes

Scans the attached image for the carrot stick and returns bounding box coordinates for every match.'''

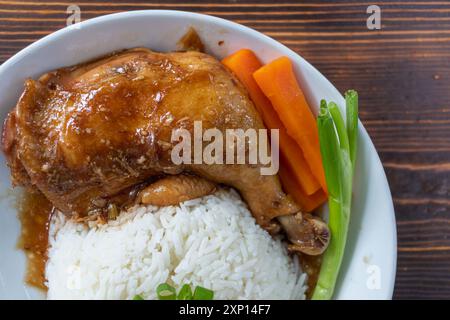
[253,56,328,193]
[279,155,328,212]
[222,49,321,196]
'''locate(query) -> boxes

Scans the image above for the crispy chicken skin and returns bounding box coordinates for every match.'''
[2,48,300,230]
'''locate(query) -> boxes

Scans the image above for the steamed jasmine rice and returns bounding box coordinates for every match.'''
[45,189,307,300]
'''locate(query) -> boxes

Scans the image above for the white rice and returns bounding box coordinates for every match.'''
[45,188,307,300]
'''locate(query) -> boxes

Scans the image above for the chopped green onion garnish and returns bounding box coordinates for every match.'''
[177,284,193,300]
[156,283,176,300]
[154,283,214,300]
[132,294,144,300]
[193,286,214,300]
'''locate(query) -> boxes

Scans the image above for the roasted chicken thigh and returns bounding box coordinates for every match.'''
[2,48,329,254]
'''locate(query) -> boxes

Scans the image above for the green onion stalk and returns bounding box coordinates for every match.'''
[312,90,358,300]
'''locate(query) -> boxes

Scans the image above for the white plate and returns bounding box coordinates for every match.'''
[0,10,396,300]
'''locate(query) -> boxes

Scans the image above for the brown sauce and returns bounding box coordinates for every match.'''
[177,27,205,52]
[17,190,53,290]
[15,183,146,290]
[299,253,322,299]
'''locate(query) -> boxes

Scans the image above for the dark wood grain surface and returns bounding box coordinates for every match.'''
[0,0,449,300]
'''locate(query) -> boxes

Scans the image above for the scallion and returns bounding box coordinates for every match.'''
[345,90,359,171]
[156,283,176,300]
[154,283,214,300]
[177,284,193,300]
[312,91,358,300]
[193,286,214,300]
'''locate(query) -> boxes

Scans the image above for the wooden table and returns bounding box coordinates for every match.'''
[0,0,448,300]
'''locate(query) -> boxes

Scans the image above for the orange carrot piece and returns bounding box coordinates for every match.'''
[253,56,328,193]
[279,156,327,212]
[222,49,321,195]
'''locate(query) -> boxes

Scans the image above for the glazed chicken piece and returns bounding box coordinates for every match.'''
[2,48,329,254]
[138,174,216,207]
